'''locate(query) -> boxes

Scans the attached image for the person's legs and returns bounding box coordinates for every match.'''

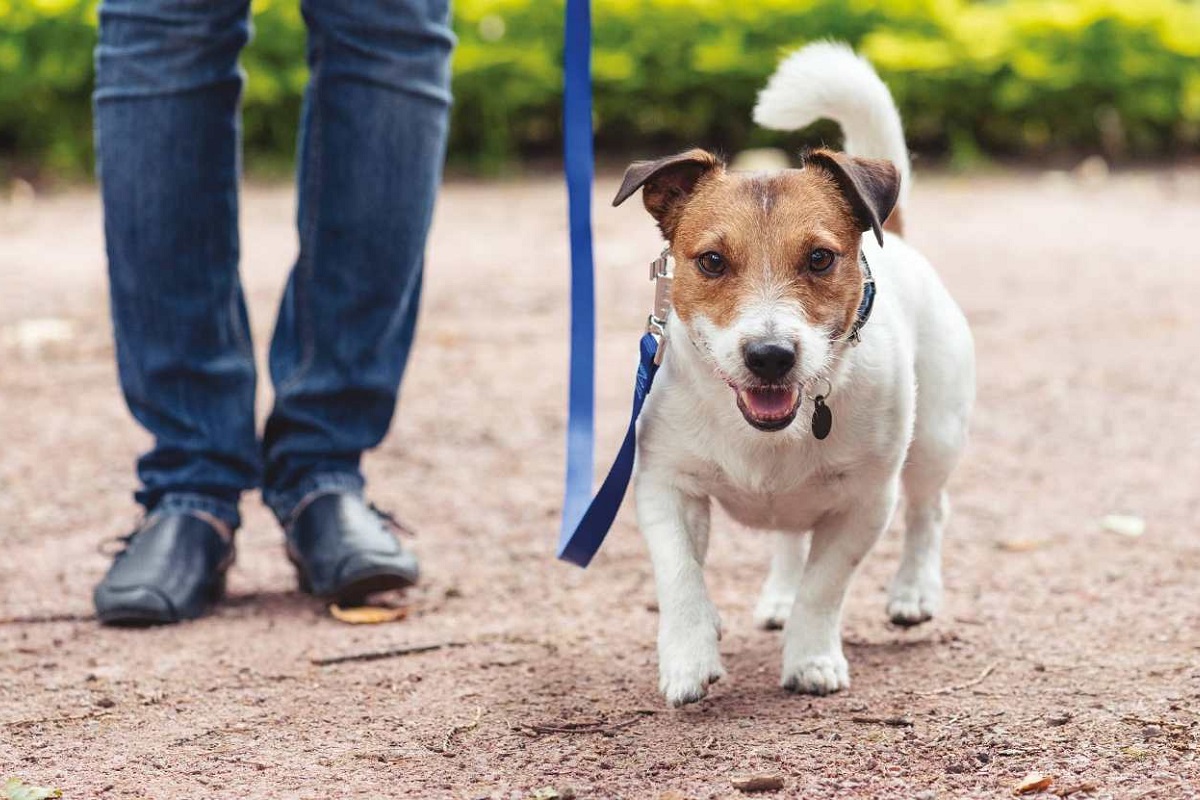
[262,0,453,523]
[95,0,258,531]
[93,0,255,624]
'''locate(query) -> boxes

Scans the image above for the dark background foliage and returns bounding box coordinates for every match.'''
[3,0,1199,177]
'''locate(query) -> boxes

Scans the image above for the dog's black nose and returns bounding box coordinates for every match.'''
[743,341,796,382]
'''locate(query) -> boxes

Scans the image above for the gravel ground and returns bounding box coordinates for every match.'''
[1,169,1199,799]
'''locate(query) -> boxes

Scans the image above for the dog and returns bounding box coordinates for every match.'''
[612,42,976,707]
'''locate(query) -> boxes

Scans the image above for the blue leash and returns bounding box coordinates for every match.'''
[558,334,661,567]
[558,0,660,567]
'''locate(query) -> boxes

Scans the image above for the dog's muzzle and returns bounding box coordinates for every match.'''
[733,340,803,431]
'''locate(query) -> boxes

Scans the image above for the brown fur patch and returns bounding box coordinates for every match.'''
[667,168,868,337]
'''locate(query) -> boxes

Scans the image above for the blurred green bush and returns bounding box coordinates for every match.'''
[3,0,1199,175]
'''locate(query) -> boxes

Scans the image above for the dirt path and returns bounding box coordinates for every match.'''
[2,170,1199,799]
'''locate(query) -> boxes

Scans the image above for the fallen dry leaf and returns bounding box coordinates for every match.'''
[1015,772,1054,795]
[995,538,1047,552]
[658,791,688,800]
[526,789,574,800]
[328,604,409,624]
[731,774,784,793]
[4,779,63,800]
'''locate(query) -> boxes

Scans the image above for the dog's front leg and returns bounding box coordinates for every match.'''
[637,475,723,707]
[781,482,899,695]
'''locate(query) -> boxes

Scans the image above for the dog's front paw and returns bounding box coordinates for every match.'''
[659,655,726,707]
[887,572,942,627]
[781,651,849,696]
[753,590,795,630]
[658,620,725,707]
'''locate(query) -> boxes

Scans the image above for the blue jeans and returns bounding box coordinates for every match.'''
[94,0,453,529]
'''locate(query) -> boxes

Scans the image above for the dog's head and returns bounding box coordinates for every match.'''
[614,148,899,432]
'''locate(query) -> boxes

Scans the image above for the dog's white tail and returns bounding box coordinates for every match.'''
[754,42,911,209]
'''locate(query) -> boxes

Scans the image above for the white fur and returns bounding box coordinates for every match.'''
[753,41,912,208]
[637,44,975,706]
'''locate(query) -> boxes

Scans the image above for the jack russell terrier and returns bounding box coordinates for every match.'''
[612,42,976,707]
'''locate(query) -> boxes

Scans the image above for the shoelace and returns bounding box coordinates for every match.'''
[368,503,416,537]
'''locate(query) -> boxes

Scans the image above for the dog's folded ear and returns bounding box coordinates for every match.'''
[613,149,724,235]
[805,150,900,247]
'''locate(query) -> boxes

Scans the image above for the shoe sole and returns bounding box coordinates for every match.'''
[287,552,417,606]
[332,569,418,606]
[97,606,178,626]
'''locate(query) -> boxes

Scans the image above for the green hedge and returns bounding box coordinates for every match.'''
[3,0,1200,176]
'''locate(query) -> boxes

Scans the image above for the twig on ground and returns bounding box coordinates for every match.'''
[310,633,555,666]
[427,706,485,755]
[914,661,999,697]
[309,641,465,666]
[4,710,112,728]
[516,710,655,737]
[0,612,95,625]
[211,755,272,771]
[1055,783,1099,797]
[850,715,914,727]
[1121,715,1192,730]
[529,717,642,735]
[487,634,559,656]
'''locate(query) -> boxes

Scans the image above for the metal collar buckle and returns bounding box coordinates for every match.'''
[646,248,673,365]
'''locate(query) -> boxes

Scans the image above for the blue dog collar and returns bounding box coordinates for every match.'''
[846,252,875,345]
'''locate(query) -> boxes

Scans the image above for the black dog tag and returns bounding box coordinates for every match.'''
[811,396,832,440]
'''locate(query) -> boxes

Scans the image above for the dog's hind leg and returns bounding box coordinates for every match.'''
[892,288,974,626]
[887,485,948,626]
[890,401,969,626]
[754,531,810,630]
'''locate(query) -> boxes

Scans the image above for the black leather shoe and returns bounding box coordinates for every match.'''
[286,493,419,604]
[94,512,234,626]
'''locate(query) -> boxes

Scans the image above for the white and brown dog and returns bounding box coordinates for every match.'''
[613,43,976,706]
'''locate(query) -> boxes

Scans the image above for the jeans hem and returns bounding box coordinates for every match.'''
[155,492,241,531]
[267,471,365,526]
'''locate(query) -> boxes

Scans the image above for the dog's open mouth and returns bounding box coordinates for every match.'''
[735,385,802,431]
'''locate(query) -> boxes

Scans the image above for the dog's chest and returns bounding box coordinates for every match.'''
[690,445,854,532]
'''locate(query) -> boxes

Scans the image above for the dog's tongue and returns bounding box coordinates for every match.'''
[739,386,800,420]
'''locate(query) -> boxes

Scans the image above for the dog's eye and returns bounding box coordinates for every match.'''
[808,248,836,273]
[696,251,727,277]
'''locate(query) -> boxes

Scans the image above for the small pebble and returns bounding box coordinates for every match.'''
[731,775,785,793]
